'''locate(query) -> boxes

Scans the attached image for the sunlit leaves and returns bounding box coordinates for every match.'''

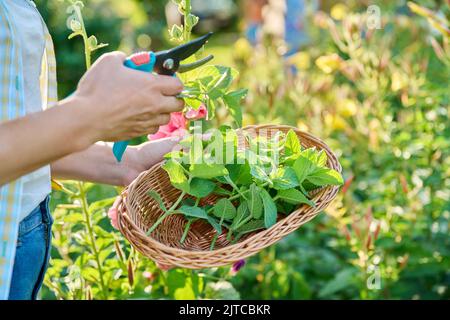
[277,189,315,207]
[162,159,190,192]
[259,188,277,228]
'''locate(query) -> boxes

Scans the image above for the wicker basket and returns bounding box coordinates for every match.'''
[117,125,342,269]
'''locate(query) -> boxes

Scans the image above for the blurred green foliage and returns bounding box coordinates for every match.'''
[37,0,449,300]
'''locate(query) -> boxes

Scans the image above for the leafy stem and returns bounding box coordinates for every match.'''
[146,190,187,235]
[183,0,192,42]
[77,182,108,299]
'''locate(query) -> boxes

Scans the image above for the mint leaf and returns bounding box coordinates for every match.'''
[213,198,237,220]
[236,219,265,234]
[206,216,223,234]
[213,186,233,196]
[147,190,167,212]
[316,150,328,167]
[231,201,250,229]
[188,178,216,198]
[250,165,272,184]
[292,149,317,183]
[272,167,300,190]
[190,163,229,179]
[207,68,233,99]
[162,159,190,193]
[259,188,277,228]
[226,163,252,185]
[306,168,343,186]
[177,205,222,234]
[177,205,209,219]
[277,188,315,207]
[223,89,248,127]
[248,184,263,219]
[206,98,217,120]
[285,129,301,157]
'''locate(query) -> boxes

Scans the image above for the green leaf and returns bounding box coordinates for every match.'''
[87,197,117,215]
[213,198,236,220]
[318,268,358,298]
[164,150,183,160]
[177,205,222,234]
[213,186,233,196]
[207,68,233,99]
[272,167,300,190]
[236,219,265,234]
[189,163,229,179]
[248,184,263,219]
[285,129,301,157]
[148,190,167,212]
[307,168,343,186]
[206,98,216,120]
[292,149,317,183]
[188,178,216,198]
[167,270,196,300]
[250,165,271,184]
[259,188,277,228]
[177,205,208,219]
[231,201,250,229]
[316,150,328,167]
[277,189,315,207]
[162,159,190,192]
[184,96,203,110]
[226,163,252,185]
[206,216,223,234]
[191,65,238,89]
[223,89,248,127]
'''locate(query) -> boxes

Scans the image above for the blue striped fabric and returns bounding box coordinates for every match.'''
[0,1,26,299]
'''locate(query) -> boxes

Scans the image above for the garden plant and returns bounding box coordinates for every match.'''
[39,0,449,300]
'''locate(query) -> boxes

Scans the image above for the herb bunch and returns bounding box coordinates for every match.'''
[147,129,343,248]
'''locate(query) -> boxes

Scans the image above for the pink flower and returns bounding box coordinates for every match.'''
[148,112,187,140]
[185,105,208,120]
[148,106,208,141]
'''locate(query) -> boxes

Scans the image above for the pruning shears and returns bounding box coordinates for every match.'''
[112,32,214,162]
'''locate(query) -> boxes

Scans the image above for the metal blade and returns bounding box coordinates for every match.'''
[167,32,213,62]
[178,54,214,73]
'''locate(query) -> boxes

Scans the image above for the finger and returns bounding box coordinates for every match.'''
[153,75,184,96]
[128,123,159,138]
[138,113,171,125]
[157,96,185,114]
[109,51,127,62]
[98,51,126,66]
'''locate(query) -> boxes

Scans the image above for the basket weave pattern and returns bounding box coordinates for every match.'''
[117,125,342,269]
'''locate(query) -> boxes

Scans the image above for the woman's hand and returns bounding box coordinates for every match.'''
[121,136,182,185]
[70,51,185,145]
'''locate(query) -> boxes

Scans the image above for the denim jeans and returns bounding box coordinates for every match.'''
[8,196,53,300]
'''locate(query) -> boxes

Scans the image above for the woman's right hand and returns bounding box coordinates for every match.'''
[68,51,185,145]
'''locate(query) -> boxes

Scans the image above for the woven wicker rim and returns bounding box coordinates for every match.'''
[117,125,342,268]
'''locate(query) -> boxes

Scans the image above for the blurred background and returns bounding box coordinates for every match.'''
[35,0,449,300]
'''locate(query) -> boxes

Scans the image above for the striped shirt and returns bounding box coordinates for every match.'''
[0,1,57,298]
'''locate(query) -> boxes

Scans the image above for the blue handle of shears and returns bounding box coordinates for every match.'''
[112,52,156,162]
